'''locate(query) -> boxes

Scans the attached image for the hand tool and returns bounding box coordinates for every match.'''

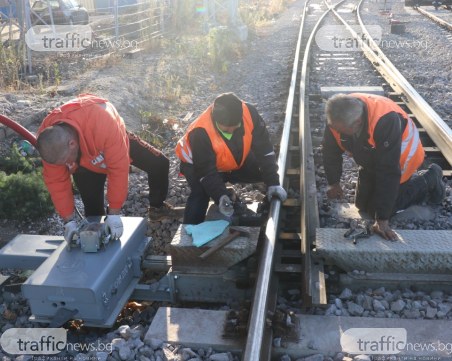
[66,207,113,252]
[344,223,372,245]
[199,226,250,259]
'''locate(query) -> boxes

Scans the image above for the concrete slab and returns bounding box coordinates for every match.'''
[315,228,452,273]
[277,314,452,358]
[321,86,385,99]
[170,225,260,274]
[144,307,242,352]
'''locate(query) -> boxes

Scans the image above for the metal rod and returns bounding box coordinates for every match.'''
[242,2,308,359]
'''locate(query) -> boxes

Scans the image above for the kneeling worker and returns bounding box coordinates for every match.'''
[176,92,287,224]
[323,93,445,241]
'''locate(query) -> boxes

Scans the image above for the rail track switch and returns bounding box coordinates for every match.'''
[21,217,149,327]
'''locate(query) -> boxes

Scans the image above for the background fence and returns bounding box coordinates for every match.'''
[0,0,249,79]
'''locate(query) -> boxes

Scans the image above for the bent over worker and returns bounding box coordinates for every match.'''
[175,92,287,224]
[323,93,445,241]
[36,94,182,243]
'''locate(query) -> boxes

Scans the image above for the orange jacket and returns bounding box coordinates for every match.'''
[329,93,424,183]
[37,94,130,218]
[175,102,254,172]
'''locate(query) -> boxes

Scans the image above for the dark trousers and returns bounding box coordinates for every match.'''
[72,132,169,217]
[355,167,428,219]
[180,154,263,225]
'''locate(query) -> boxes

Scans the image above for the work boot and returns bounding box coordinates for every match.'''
[422,163,445,204]
[149,202,185,221]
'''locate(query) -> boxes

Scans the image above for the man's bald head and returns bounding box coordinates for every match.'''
[37,124,78,164]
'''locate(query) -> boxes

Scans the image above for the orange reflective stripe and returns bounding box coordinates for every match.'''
[400,119,424,182]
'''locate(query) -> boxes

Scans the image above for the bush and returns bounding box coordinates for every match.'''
[0,144,39,173]
[208,26,242,72]
[0,144,54,220]
[0,171,54,220]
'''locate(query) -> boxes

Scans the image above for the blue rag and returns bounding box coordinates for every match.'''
[185,220,229,247]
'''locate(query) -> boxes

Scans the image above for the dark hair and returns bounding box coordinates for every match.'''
[211,92,243,126]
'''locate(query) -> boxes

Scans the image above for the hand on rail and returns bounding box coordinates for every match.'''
[267,185,287,202]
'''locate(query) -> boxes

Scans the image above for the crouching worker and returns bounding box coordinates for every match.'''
[36,94,182,243]
[175,92,287,225]
[323,93,445,241]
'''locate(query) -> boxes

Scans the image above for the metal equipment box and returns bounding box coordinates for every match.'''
[22,217,149,327]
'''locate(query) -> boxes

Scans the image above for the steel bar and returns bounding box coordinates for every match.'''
[241,2,308,359]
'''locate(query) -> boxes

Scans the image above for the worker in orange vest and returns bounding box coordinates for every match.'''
[36,94,182,243]
[323,93,445,241]
[176,92,287,224]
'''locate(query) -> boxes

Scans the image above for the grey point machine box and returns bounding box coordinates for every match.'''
[21,217,149,327]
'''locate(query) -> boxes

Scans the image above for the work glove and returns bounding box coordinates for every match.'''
[64,220,78,245]
[105,215,123,239]
[326,183,344,199]
[219,194,234,217]
[267,185,288,202]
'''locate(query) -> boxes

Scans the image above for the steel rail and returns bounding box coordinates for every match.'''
[353,0,452,166]
[297,0,343,305]
[415,6,452,31]
[242,2,309,359]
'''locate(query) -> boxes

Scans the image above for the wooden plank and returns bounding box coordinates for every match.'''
[283,199,301,207]
[286,168,300,175]
[279,232,302,240]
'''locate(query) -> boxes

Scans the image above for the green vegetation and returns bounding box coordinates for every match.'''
[240,0,295,27]
[138,111,165,148]
[208,26,242,72]
[0,41,22,89]
[0,144,54,220]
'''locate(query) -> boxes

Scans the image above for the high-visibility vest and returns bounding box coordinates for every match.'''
[329,93,424,183]
[175,102,254,172]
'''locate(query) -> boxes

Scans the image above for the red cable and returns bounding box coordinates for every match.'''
[0,114,37,146]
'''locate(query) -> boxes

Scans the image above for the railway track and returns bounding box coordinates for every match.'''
[244,0,452,358]
[414,6,452,32]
